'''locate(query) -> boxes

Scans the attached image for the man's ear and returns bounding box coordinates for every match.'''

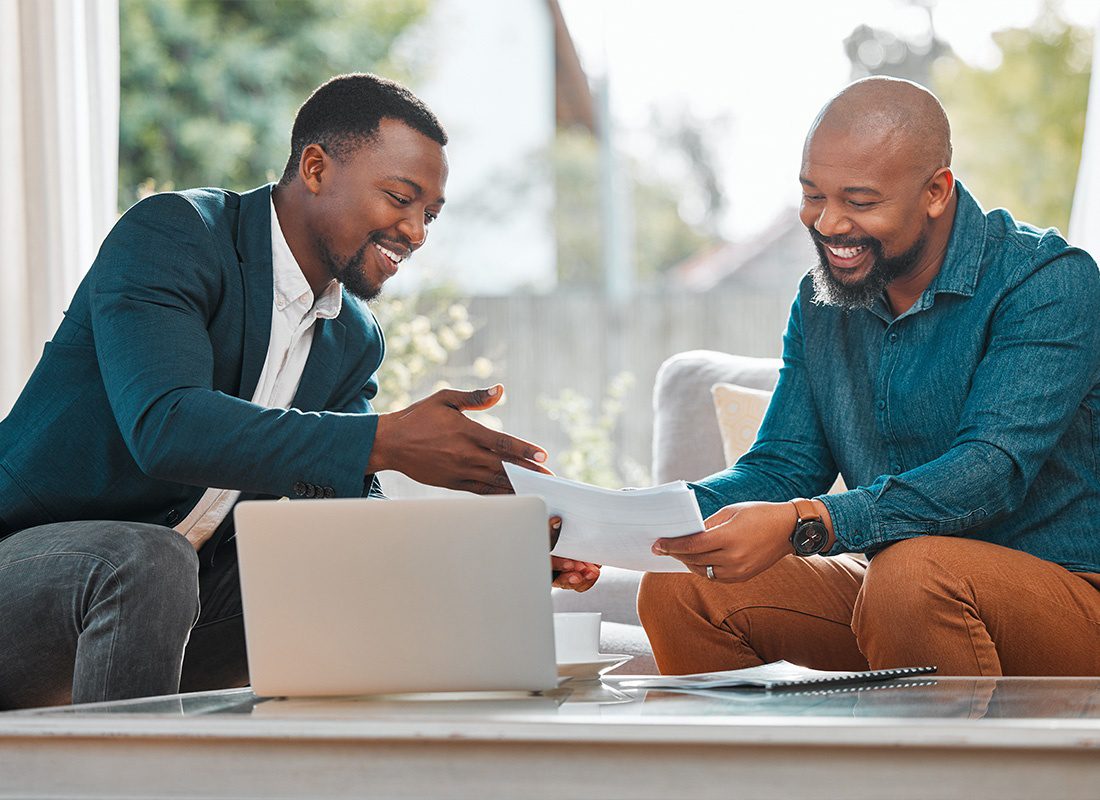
[298,144,329,195]
[926,167,955,220]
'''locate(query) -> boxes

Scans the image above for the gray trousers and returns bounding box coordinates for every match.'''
[0,520,250,709]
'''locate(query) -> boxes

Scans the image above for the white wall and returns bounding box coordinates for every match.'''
[390,0,558,295]
[1069,12,1100,259]
[0,0,119,414]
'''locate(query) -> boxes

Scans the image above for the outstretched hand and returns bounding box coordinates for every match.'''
[367,384,552,494]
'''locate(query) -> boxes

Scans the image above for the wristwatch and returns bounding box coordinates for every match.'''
[789,498,830,557]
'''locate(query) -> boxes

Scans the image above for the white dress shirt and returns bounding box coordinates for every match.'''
[174,191,342,549]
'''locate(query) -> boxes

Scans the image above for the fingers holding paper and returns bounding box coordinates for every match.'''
[548,515,600,591]
[652,501,798,582]
[505,464,705,572]
[551,556,601,591]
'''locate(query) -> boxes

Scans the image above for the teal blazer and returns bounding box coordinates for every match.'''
[0,185,385,542]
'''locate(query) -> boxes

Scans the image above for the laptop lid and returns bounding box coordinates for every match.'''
[234,495,557,697]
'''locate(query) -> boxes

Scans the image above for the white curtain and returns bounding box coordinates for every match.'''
[1069,13,1100,260]
[0,0,119,414]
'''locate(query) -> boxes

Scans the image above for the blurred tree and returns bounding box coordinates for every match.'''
[645,104,728,239]
[657,113,727,237]
[845,22,950,84]
[370,290,483,414]
[844,0,949,86]
[552,129,715,285]
[118,0,430,208]
[540,371,648,488]
[934,3,1092,232]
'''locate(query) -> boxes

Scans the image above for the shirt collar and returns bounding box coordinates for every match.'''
[882,180,987,321]
[922,180,987,300]
[269,190,342,320]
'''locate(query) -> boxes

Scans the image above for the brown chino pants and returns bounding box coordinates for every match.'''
[638,536,1100,676]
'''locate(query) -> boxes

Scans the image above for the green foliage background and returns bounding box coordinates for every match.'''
[935,7,1092,232]
[118,0,429,208]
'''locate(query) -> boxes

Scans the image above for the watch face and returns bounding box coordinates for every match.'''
[792,520,829,556]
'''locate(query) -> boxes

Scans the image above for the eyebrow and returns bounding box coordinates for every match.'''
[799,177,881,197]
[387,176,446,205]
[841,186,882,197]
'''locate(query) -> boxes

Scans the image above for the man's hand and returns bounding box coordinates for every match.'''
[367,384,551,494]
[548,516,600,591]
[552,557,601,591]
[651,501,800,582]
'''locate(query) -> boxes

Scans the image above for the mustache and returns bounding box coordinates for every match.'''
[806,228,876,249]
[371,233,412,257]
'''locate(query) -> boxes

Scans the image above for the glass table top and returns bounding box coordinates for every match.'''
[9,676,1100,723]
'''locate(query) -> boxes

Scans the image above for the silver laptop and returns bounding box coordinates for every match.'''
[233,495,558,697]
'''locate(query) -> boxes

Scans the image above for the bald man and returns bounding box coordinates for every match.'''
[638,77,1100,677]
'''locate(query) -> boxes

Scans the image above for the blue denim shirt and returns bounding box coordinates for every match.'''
[692,182,1100,573]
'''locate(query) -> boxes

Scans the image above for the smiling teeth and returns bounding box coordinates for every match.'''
[375,243,406,264]
[827,245,866,259]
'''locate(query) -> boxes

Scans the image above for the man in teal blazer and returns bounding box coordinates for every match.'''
[0,74,598,709]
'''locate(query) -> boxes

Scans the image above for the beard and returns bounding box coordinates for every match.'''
[316,236,383,303]
[808,228,927,311]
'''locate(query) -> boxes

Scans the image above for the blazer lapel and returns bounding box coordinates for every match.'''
[235,185,276,401]
[293,316,346,411]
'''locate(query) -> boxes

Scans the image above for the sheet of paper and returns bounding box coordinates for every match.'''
[503,463,704,572]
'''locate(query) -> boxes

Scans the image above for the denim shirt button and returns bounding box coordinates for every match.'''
[889,333,899,343]
[876,399,886,410]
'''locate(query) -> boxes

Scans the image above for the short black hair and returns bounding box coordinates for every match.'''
[278,73,447,185]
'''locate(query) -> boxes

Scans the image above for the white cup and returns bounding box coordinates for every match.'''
[553,612,602,663]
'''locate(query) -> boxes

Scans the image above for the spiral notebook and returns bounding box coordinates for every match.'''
[619,660,937,691]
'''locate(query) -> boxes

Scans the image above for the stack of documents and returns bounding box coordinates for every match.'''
[503,463,704,572]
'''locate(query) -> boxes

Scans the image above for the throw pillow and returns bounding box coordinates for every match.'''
[711,382,847,493]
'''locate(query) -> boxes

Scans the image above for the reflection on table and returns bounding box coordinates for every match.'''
[11,676,1100,723]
